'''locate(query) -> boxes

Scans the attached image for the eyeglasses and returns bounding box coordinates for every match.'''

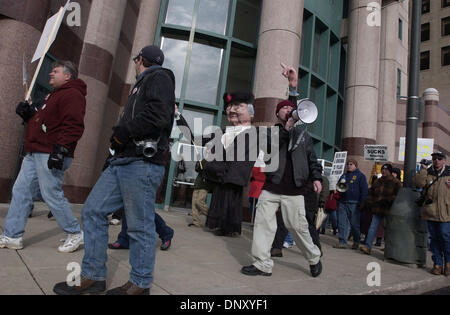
[133,56,141,64]
[432,157,444,161]
[226,103,247,112]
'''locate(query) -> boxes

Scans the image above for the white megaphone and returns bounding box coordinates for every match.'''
[290,99,318,124]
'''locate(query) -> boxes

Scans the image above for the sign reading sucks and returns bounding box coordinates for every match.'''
[364,145,388,162]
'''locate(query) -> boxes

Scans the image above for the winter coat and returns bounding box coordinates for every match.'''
[24,79,87,157]
[339,169,368,204]
[318,175,330,208]
[415,165,450,222]
[366,175,402,216]
[325,191,340,211]
[115,66,176,165]
[265,124,322,188]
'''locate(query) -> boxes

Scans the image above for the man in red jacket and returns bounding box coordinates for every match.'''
[0,61,86,253]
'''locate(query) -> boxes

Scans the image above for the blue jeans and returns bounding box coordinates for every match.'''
[427,221,450,267]
[321,210,338,232]
[365,214,384,249]
[81,159,164,288]
[4,153,80,238]
[338,201,361,245]
[284,232,294,246]
[116,212,174,248]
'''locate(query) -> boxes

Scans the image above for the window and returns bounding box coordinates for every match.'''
[421,51,430,70]
[442,46,450,66]
[196,0,231,35]
[233,0,260,43]
[422,0,430,14]
[165,0,196,28]
[160,35,189,99]
[398,19,403,40]
[185,40,224,104]
[442,17,450,36]
[422,23,430,41]
[443,0,450,8]
[397,69,402,97]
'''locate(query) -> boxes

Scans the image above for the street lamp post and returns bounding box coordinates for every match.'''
[384,0,428,266]
[404,0,422,187]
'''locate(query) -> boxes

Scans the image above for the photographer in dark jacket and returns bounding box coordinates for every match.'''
[54,45,175,295]
[241,64,323,278]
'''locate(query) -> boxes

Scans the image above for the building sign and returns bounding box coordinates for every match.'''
[398,138,434,162]
[364,145,388,162]
[329,151,347,190]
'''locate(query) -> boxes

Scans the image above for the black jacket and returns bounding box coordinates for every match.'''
[203,127,258,187]
[265,124,322,187]
[116,66,176,165]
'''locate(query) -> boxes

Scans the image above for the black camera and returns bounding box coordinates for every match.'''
[421,159,432,166]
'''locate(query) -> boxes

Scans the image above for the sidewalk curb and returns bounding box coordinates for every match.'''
[362,277,449,295]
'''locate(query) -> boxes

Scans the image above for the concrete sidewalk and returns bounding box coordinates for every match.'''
[0,203,448,295]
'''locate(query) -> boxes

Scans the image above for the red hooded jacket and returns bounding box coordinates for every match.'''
[24,79,87,157]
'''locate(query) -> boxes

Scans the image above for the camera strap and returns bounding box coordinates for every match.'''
[420,172,442,200]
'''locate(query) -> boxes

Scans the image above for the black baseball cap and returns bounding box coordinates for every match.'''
[134,45,164,66]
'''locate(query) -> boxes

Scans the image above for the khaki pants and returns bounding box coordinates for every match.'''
[252,190,321,273]
[191,189,209,226]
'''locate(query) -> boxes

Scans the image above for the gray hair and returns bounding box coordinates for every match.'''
[52,60,78,80]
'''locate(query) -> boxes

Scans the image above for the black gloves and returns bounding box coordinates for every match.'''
[48,145,69,170]
[110,126,131,153]
[16,101,37,123]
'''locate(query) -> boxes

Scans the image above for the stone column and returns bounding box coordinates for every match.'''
[125,0,162,85]
[377,0,409,162]
[0,1,50,202]
[253,0,304,125]
[343,0,382,174]
[422,88,439,145]
[62,0,127,202]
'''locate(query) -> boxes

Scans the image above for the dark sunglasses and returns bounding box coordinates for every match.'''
[432,157,443,161]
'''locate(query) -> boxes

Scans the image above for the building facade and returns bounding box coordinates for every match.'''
[0,0,448,210]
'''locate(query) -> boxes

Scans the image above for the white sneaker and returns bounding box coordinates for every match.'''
[109,219,121,226]
[283,241,295,249]
[58,232,83,253]
[0,234,24,250]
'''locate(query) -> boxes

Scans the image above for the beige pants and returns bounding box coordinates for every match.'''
[191,189,209,226]
[251,190,321,273]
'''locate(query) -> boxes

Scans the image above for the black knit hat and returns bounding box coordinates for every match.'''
[381,164,393,174]
[223,92,255,108]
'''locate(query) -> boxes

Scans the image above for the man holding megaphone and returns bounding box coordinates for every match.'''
[242,64,323,278]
